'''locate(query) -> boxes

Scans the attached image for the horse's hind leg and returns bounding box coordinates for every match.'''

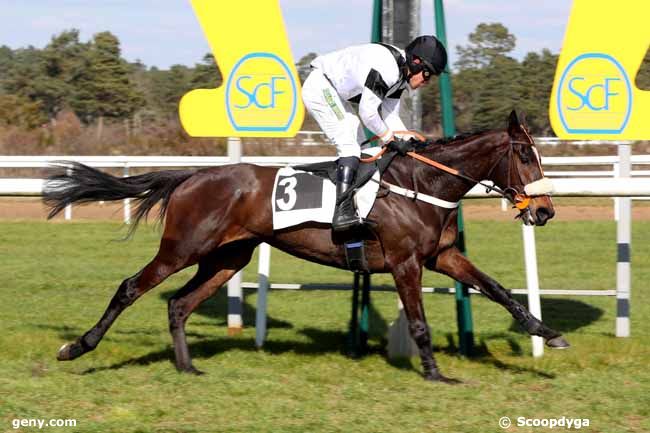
[430,246,569,348]
[168,241,257,374]
[57,251,185,361]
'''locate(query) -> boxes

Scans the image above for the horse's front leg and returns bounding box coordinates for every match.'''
[429,247,569,348]
[391,256,459,383]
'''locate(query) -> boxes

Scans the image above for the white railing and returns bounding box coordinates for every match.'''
[1,154,649,198]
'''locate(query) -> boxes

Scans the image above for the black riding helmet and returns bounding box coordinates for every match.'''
[405,35,448,78]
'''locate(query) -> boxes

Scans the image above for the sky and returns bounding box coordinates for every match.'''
[0,0,572,69]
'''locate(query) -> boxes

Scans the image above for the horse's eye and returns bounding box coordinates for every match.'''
[517,145,530,164]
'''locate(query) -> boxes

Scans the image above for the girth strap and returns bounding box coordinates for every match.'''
[377,179,459,209]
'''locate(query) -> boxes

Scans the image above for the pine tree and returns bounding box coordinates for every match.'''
[74,31,144,129]
[189,53,221,89]
[149,64,191,119]
[455,23,516,71]
[520,49,559,135]
[472,56,523,130]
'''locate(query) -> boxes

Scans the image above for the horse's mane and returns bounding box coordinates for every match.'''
[433,131,484,144]
[418,129,495,152]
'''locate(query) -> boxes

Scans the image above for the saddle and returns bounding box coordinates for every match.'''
[291,147,399,273]
[294,148,397,204]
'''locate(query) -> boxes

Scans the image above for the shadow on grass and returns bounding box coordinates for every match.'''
[48,290,568,380]
[70,291,394,375]
[508,296,604,334]
[80,327,371,374]
[159,288,293,330]
[385,333,555,379]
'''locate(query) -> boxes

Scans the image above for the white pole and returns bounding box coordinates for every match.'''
[255,242,271,348]
[123,164,131,225]
[227,271,243,335]
[64,168,72,220]
[227,136,244,334]
[616,143,631,337]
[522,224,544,357]
[613,162,620,222]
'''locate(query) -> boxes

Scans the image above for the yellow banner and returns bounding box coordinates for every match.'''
[549,0,650,139]
[180,0,304,137]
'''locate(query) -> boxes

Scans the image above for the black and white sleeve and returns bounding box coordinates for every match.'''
[358,69,392,142]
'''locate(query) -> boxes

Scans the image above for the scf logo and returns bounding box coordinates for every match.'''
[557,53,632,134]
[235,75,286,109]
[226,52,297,132]
[567,77,621,111]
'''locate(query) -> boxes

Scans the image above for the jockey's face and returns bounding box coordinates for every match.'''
[407,58,431,90]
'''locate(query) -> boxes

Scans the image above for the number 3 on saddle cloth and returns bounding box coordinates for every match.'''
[271,167,380,231]
[272,147,394,272]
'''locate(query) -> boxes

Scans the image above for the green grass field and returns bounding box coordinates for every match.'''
[1,219,649,433]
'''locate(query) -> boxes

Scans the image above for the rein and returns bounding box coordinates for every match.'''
[361,131,544,210]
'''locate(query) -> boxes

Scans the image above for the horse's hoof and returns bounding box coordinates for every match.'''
[546,336,570,349]
[57,341,85,361]
[424,372,462,384]
[178,365,205,376]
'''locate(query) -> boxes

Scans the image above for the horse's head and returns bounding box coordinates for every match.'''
[491,111,555,226]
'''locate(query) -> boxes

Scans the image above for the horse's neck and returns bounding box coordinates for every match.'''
[445,131,509,181]
[394,131,508,202]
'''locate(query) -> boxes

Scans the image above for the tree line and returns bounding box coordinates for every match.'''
[1,24,649,145]
[0,29,220,131]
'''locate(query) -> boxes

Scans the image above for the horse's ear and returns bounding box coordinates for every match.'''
[519,111,528,127]
[508,110,520,135]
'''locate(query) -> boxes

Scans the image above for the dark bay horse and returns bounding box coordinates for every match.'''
[44,111,568,382]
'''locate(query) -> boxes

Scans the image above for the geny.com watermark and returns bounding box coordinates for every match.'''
[11,418,77,430]
[499,416,590,429]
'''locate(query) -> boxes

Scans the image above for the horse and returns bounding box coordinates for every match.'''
[44,111,569,382]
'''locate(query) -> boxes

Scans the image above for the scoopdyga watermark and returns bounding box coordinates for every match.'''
[499,416,590,429]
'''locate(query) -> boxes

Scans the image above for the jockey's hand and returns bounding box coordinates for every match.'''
[387,138,412,156]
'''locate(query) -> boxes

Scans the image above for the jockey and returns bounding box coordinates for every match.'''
[302,35,448,232]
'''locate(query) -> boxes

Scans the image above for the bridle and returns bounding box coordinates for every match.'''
[484,138,540,212]
[361,129,552,213]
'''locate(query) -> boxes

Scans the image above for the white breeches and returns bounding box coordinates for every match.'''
[301,69,367,158]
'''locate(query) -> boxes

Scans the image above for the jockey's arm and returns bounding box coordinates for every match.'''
[380,96,412,140]
[357,69,394,144]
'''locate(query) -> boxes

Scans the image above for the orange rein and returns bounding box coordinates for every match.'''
[359,130,426,163]
[358,130,533,211]
[359,130,459,176]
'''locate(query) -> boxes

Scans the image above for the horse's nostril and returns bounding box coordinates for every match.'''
[536,207,555,224]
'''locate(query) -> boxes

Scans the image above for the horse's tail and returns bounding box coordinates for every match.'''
[43,162,195,235]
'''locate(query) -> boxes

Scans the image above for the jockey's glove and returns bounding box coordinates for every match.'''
[387,138,412,156]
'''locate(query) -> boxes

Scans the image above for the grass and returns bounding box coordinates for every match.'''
[0,219,649,432]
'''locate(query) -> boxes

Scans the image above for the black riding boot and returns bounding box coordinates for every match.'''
[332,156,361,232]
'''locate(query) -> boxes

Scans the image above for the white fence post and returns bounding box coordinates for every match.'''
[522,224,544,357]
[123,164,131,224]
[227,137,244,334]
[616,143,631,337]
[64,168,72,220]
[255,242,271,348]
[613,162,620,222]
